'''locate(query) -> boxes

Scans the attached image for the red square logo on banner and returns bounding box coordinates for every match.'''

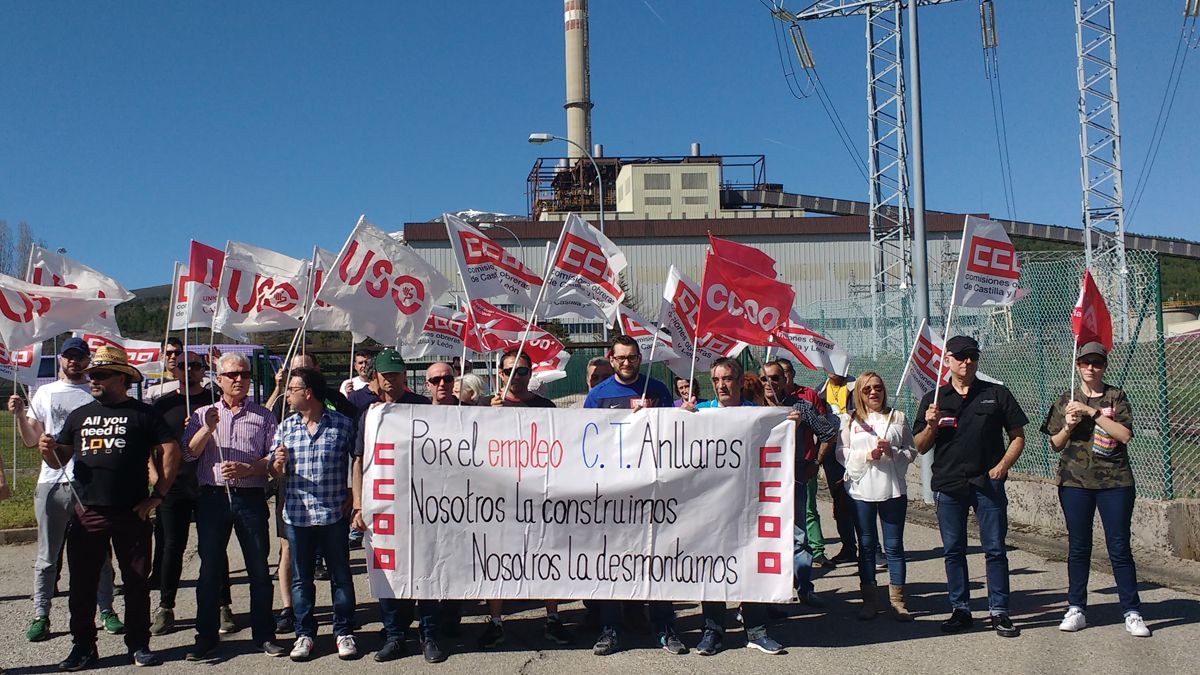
[757,551,782,574]
[374,547,396,571]
[757,516,781,538]
[373,513,394,535]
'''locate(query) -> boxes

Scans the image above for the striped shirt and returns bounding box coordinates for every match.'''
[183,397,278,489]
[274,409,355,527]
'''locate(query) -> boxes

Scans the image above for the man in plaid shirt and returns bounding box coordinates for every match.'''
[271,367,358,662]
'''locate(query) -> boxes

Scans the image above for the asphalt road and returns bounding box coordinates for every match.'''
[1,498,1197,675]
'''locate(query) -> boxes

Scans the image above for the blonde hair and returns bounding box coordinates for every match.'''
[852,371,890,424]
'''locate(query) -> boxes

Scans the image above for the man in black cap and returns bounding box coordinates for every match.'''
[913,335,1027,638]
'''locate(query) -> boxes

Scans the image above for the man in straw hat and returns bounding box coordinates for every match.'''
[38,345,181,670]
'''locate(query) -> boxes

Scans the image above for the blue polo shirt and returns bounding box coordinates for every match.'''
[583,375,673,409]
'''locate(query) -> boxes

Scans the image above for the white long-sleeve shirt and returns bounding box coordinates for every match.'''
[835,409,917,502]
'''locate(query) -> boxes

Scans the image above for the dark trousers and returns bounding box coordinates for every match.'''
[936,479,1010,614]
[1059,485,1141,614]
[700,602,770,640]
[597,600,674,635]
[195,488,276,643]
[822,454,858,556]
[153,492,233,609]
[68,505,152,652]
[287,518,356,638]
[380,598,439,641]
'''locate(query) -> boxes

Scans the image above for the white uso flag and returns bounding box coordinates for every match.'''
[212,241,310,341]
[27,245,134,337]
[0,340,42,386]
[444,213,542,309]
[0,274,123,349]
[952,216,1028,307]
[317,217,451,345]
[617,304,679,363]
[540,214,627,323]
[898,319,1001,400]
[659,265,745,379]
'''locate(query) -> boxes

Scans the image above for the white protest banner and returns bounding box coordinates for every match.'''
[771,312,851,376]
[898,319,1001,400]
[28,246,133,337]
[212,241,309,341]
[444,214,542,309]
[660,266,745,379]
[0,341,42,386]
[0,274,124,350]
[75,333,162,369]
[952,216,1028,307]
[617,305,678,363]
[317,217,451,345]
[540,214,626,323]
[402,306,471,360]
[362,404,795,602]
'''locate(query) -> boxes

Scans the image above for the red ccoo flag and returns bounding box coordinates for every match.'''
[708,234,778,278]
[1071,270,1113,351]
[697,249,794,347]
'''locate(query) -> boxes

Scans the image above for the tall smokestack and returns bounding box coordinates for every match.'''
[564,0,592,160]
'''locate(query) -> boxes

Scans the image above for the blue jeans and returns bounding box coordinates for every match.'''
[793,465,814,595]
[286,518,356,638]
[935,479,1010,614]
[700,602,770,640]
[380,598,439,642]
[195,488,275,643]
[1059,485,1140,614]
[850,494,907,586]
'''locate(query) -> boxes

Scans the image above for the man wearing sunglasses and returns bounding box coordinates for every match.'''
[182,353,287,660]
[41,345,180,670]
[10,338,122,643]
[914,335,1027,639]
[148,350,227,637]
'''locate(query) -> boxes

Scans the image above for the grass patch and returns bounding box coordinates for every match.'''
[0,476,37,529]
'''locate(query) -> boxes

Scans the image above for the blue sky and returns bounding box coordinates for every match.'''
[1,1,1195,290]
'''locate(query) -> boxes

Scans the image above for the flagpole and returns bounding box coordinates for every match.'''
[1069,340,1079,403]
[637,310,661,401]
[498,223,567,403]
[932,218,970,409]
[157,262,182,401]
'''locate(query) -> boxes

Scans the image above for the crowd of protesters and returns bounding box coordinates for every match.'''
[3,330,1151,669]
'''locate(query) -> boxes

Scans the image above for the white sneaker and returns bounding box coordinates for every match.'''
[290,636,314,662]
[1125,613,1151,638]
[1058,607,1087,632]
[336,634,358,660]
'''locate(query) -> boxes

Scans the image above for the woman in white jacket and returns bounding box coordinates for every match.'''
[836,371,916,621]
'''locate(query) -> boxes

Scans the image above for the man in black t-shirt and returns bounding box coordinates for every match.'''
[148,352,227,636]
[41,345,181,670]
[490,349,555,408]
[914,335,1027,639]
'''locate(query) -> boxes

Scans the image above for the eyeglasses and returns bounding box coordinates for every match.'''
[501,366,531,377]
[88,371,118,381]
[220,370,252,380]
[611,355,641,363]
[760,374,784,382]
[427,375,454,385]
[285,385,309,393]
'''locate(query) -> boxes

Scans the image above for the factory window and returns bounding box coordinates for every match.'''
[644,196,672,206]
[682,196,708,205]
[682,172,708,190]
[643,173,671,190]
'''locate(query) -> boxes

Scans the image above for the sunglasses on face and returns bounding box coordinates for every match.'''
[164,349,182,357]
[501,366,531,377]
[1078,359,1107,369]
[951,352,979,362]
[220,370,252,380]
[861,384,886,393]
[760,374,784,382]
[427,375,454,385]
[88,371,118,381]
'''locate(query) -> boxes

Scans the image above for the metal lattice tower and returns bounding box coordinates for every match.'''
[1075,0,1130,339]
[776,0,959,354]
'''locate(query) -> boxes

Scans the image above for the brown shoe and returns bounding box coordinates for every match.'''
[858,581,879,620]
[889,585,913,622]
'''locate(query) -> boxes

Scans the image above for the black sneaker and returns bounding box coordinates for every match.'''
[812,554,836,569]
[422,638,447,664]
[543,617,573,645]
[991,613,1021,638]
[592,628,620,656]
[186,636,219,661]
[829,548,858,564]
[130,649,162,667]
[58,646,98,672]
[477,620,504,649]
[313,562,329,581]
[262,641,287,657]
[374,639,408,663]
[941,609,974,633]
[275,608,295,635]
[659,630,687,655]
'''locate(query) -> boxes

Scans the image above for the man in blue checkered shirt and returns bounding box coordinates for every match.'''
[271,367,358,662]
